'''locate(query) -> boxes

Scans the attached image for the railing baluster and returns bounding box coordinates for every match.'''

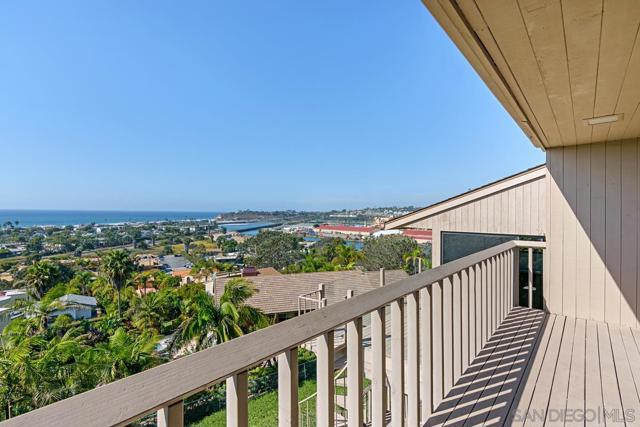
[511,248,520,307]
[406,291,420,427]
[419,286,432,424]
[317,330,335,427]
[346,291,363,427]
[278,348,298,427]
[452,273,462,383]
[157,401,183,427]
[481,260,488,347]
[461,268,469,373]
[493,256,497,333]
[432,281,443,409]
[475,263,482,356]
[498,253,503,323]
[468,266,476,363]
[227,371,248,427]
[442,276,453,394]
[391,297,405,426]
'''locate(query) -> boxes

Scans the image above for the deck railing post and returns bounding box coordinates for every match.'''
[279,348,299,427]
[346,290,363,427]
[157,401,184,427]
[226,371,248,427]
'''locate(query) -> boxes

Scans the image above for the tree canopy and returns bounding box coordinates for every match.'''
[358,235,419,271]
[243,231,302,270]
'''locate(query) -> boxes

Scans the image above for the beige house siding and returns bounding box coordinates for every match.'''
[546,137,640,328]
[387,167,546,267]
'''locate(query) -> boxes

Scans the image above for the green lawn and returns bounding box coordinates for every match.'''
[189,380,317,427]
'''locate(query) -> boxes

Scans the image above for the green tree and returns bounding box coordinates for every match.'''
[358,235,419,271]
[101,250,136,318]
[24,261,62,299]
[174,279,267,353]
[84,328,161,385]
[243,231,302,270]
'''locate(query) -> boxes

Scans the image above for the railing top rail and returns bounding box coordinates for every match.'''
[2,240,544,427]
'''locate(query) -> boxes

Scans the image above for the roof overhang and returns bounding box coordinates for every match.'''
[423,0,640,149]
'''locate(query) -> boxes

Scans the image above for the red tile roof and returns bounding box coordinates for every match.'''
[401,229,432,240]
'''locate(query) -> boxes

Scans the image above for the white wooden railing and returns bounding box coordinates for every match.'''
[0,240,545,427]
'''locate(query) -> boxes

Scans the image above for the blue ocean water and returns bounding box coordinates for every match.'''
[0,210,220,227]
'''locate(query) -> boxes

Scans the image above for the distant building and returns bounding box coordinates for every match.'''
[51,294,97,321]
[136,254,161,270]
[315,224,376,239]
[0,289,29,308]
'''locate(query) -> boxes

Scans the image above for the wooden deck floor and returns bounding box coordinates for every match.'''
[425,308,640,427]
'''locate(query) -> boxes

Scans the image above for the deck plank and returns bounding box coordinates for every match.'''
[544,317,575,426]
[506,314,558,427]
[426,309,533,427]
[609,326,640,425]
[451,309,535,427]
[597,322,625,426]
[584,320,604,427]
[565,318,585,427]
[621,328,640,402]
[480,311,546,426]
[522,316,566,427]
[422,310,640,427]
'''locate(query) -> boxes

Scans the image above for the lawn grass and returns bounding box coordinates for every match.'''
[189,379,317,427]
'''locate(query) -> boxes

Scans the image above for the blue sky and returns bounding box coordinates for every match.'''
[0,1,544,212]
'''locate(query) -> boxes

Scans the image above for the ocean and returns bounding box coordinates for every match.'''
[0,210,220,227]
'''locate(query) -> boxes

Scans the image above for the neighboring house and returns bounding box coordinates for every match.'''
[136,254,161,270]
[315,224,375,239]
[214,269,408,321]
[50,294,97,321]
[0,289,29,308]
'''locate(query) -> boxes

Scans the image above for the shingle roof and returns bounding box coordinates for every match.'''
[214,269,408,314]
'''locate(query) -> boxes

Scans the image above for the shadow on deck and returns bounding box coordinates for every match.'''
[424,308,640,427]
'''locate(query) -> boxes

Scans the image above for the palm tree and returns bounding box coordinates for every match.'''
[101,250,136,318]
[332,244,360,269]
[220,278,269,332]
[403,247,427,275]
[24,261,60,299]
[173,278,267,354]
[131,292,165,332]
[83,328,160,385]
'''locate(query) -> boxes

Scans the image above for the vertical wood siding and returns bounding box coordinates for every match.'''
[412,174,546,266]
[546,138,640,328]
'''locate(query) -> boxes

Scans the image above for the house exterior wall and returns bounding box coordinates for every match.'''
[546,137,640,328]
[411,174,546,266]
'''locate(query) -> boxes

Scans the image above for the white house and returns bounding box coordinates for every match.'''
[50,294,97,321]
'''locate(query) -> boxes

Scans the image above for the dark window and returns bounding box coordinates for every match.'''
[441,231,545,309]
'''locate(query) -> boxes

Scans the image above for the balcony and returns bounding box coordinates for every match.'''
[3,240,639,427]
